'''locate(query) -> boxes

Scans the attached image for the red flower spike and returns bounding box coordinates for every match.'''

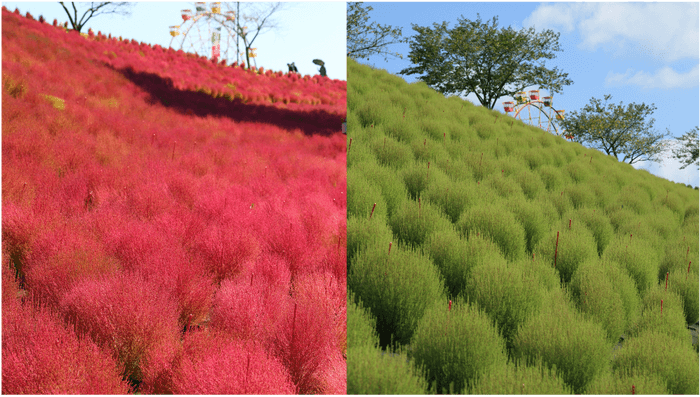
[660,299,663,317]
[687,261,692,280]
[448,300,452,311]
[665,272,669,290]
[569,219,571,229]
[388,242,392,256]
[632,385,635,395]
[369,203,376,219]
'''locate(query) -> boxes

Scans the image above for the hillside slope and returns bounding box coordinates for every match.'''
[2,8,346,394]
[346,58,698,394]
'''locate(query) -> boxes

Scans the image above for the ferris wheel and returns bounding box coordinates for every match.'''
[502,90,568,138]
[168,2,256,66]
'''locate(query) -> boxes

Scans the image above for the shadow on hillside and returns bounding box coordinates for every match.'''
[112,66,343,137]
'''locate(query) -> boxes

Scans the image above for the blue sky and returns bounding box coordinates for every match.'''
[355,1,699,188]
[2,1,347,80]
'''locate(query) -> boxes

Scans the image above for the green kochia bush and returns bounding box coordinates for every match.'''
[668,268,699,325]
[586,367,670,394]
[352,160,409,218]
[371,134,414,170]
[469,356,573,394]
[612,330,699,394]
[423,178,474,224]
[564,208,613,256]
[534,225,598,284]
[457,201,527,262]
[512,288,610,394]
[349,240,445,347]
[347,290,379,349]
[602,235,660,294]
[425,229,507,299]
[347,344,429,394]
[401,160,451,201]
[347,168,387,221]
[346,215,394,265]
[409,299,508,394]
[462,260,545,350]
[569,259,640,343]
[512,168,546,200]
[537,164,565,192]
[389,198,454,248]
[629,284,689,345]
[508,196,549,255]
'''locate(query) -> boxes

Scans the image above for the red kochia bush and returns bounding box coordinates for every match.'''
[59,272,180,384]
[2,269,130,394]
[171,331,296,394]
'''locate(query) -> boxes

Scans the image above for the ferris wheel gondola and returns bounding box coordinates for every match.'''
[502,89,567,137]
[168,2,256,67]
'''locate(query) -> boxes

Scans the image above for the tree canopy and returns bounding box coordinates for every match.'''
[58,2,133,33]
[558,95,670,165]
[347,2,408,61]
[398,14,573,109]
[671,126,699,170]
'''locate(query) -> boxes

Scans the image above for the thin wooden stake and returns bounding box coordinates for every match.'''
[369,203,377,219]
[665,272,669,290]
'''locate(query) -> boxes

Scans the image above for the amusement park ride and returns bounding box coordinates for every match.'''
[502,90,572,139]
[169,2,256,67]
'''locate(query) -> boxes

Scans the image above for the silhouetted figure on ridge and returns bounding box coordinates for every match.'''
[287,62,298,73]
[313,59,326,77]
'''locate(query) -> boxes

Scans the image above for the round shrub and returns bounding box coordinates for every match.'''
[462,260,545,350]
[423,178,474,224]
[569,259,630,343]
[457,201,527,262]
[565,207,614,256]
[513,168,546,200]
[388,198,454,249]
[509,196,549,255]
[353,161,409,218]
[512,288,611,394]
[564,161,591,183]
[384,117,422,143]
[349,241,445,347]
[563,183,596,209]
[628,285,688,345]
[483,170,525,199]
[371,135,413,170]
[549,189,573,218]
[668,268,699,325]
[401,160,451,201]
[348,345,429,394]
[410,299,508,394]
[612,330,699,394]
[347,168,387,221]
[435,157,473,184]
[522,147,552,170]
[346,134,375,169]
[470,355,572,394]
[411,136,451,163]
[425,229,508,299]
[606,207,636,234]
[346,215,393,265]
[534,225,598,284]
[586,367,669,394]
[538,165,565,192]
[602,235,660,294]
[464,149,497,182]
[347,290,379,348]
[615,185,652,215]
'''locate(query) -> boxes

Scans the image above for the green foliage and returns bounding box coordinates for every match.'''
[508,196,549,255]
[457,200,527,262]
[389,198,454,248]
[423,178,473,224]
[347,168,387,221]
[563,183,595,209]
[671,126,699,170]
[483,169,525,200]
[564,207,614,256]
[371,134,414,170]
[401,160,451,201]
[559,94,671,165]
[347,290,379,349]
[409,299,508,394]
[612,330,699,394]
[668,268,699,325]
[512,168,545,200]
[537,164,564,192]
[512,288,611,394]
[398,15,572,109]
[469,356,573,394]
[534,223,598,284]
[569,259,637,343]
[347,345,429,394]
[463,260,545,350]
[603,235,660,294]
[629,285,689,345]
[352,159,409,218]
[410,137,451,163]
[586,367,670,394]
[347,2,409,61]
[349,240,445,347]
[346,215,394,265]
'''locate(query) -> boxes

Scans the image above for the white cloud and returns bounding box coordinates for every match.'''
[524,3,699,62]
[605,65,699,89]
[633,140,699,188]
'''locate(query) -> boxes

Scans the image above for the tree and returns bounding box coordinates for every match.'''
[347,2,409,61]
[227,2,284,70]
[58,2,134,33]
[558,95,671,165]
[671,126,699,170]
[398,14,573,109]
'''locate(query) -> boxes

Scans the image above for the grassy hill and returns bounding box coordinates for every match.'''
[346,58,698,394]
[2,8,346,394]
